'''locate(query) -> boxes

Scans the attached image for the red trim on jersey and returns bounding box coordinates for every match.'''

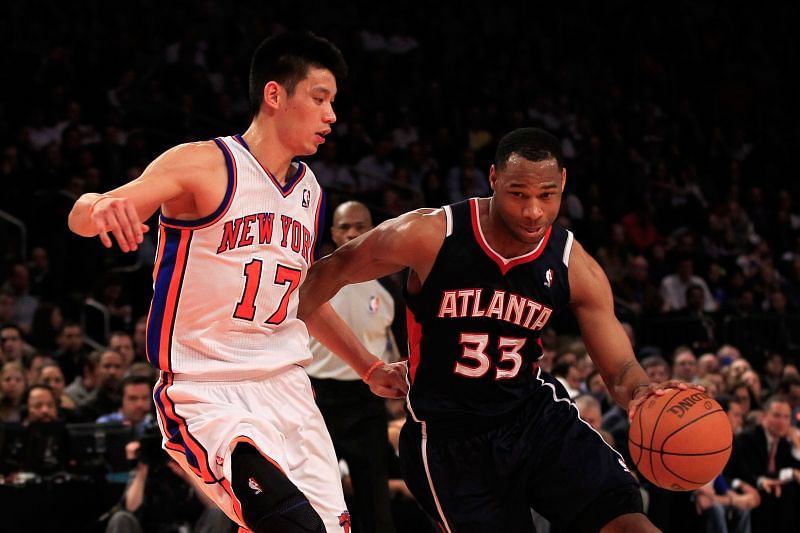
[144,227,168,365]
[468,198,551,275]
[219,479,245,524]
[406,307,423,382]
[158,229,191,370]
[155,372,218,483]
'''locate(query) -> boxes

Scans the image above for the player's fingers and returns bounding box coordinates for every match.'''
[112,202,139,250]
[104,211,131,252]
[123,202,145,243]
[94,217,114,248]
[98,231,112,248]
[141,223,150,234]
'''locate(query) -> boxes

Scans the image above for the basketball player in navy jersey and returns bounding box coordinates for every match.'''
[68,32,406,532]
[299,128,701,532]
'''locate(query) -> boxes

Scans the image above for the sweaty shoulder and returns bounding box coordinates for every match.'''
[567,238,614,309]
[143,141,229,220]
[388,207,446,287]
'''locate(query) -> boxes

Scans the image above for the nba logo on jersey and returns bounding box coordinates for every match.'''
[368,295,380,314]
[302,188,311,208]
[544,268,554,287]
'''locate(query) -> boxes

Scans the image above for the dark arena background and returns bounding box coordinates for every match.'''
[1,1,799,531]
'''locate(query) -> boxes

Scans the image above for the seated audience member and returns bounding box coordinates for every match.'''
[38,361,78,419]
[726,395,800,532]
[78,348,124,422]
[2,384,72,476]
[0,361,26,422]
[105,426,236,533]
[109,331,136,369]
[97,375,153,437]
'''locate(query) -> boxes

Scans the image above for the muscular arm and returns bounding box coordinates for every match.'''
[569,240,649,409]
[298,208,444,318]
[68,142,225,250]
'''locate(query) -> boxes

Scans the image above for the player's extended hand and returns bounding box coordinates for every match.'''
[365,361,408,399]
[628,380,706,422]
[90,195,149,252]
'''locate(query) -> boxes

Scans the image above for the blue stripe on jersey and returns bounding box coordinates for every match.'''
[153,378,202,471]
[146,227,187,370]
[160,138,236,228]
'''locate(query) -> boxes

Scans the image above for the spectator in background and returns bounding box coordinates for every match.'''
[2,384,73,477]
[1,263,39,332]
[778,376,800,429]
[726,395,800,532]
[53,321,90,384]
[1,323,28,364]
[29,302,64,354]
[698,353,720,378]
[105,428,236,533]
[97,375,153,437]
[613,255,663,320]
[64,347,102,407]
[109,331,136,368]
[660,256,718,312]
[672,347,699,383]
[39,361,78,419]
[763,353,786,396]
[444,149,489,203]
[80,348,124,421]
[0,361,26,422]
[132,316,147,363]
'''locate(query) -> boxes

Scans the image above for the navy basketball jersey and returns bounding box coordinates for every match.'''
[404,198,574,433]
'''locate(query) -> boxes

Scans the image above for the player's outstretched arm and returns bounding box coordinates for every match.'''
[298,208,443,318]
[568,240,703,418]
[568,240,654,408]
[305,302,408,398]
[68,142,221,252]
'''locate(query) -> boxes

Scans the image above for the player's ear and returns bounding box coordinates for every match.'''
[489,164,498,191]
[560,167,567,192]
[262,81,282,111]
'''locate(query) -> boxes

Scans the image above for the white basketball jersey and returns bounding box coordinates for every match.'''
[146,135,325,380]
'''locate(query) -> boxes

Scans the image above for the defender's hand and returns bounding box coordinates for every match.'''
[90,195,149,252]
[365,361,408,399]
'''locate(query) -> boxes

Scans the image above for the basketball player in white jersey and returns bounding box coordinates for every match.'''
[68,32,407,533]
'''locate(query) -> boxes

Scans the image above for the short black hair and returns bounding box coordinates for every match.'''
[120,373,153,393]
[249,31,348,117]
[495,128,563,170]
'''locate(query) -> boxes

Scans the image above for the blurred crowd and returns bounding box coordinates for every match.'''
[1,1,800,531]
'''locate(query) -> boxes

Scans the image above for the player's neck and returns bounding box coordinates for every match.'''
[482,197,541,258]
[241,122,295,185]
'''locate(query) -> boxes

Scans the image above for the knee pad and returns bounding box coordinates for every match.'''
[230,443,325,532]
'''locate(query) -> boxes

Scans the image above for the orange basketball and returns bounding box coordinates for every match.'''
[628,388,732,491]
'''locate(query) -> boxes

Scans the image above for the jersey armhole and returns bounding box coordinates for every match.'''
[159,138,237,230]
[563,230,574,266]
[443,205,454,237]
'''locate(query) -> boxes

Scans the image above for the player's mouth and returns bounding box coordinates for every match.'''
[314,129,331,143]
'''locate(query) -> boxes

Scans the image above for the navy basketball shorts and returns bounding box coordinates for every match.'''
[399,378,642,532]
